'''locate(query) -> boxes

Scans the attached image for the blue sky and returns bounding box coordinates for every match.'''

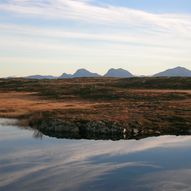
[0,0,191,77]
[93,0,191,13]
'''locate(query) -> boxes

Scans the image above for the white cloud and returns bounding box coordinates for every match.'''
[0,0,191,35]
[0,23,191,51]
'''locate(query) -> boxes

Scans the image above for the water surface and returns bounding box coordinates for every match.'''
[0,119,191,191]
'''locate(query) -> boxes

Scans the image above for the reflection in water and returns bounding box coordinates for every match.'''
[35,128,191,141]
[33,130,43,139]
[0,119,191,191]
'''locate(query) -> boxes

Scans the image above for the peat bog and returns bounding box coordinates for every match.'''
[0,77,191,140]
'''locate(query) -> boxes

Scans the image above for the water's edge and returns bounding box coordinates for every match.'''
[2,117,191,140]
[30,117,191,140]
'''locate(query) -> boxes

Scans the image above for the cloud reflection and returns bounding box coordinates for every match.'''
[0,119,191,191]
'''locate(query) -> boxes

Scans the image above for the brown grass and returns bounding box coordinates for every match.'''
[0,92,104,118]
[0,78,190,129]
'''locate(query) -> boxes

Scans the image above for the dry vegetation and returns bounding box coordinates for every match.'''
[0,77,190,136]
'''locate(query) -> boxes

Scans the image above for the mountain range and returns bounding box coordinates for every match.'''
[24,67,191,79]
[26,75,57,79]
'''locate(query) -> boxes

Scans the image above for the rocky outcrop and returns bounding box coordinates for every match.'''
[30,118,126,134]
[29,116,191,140]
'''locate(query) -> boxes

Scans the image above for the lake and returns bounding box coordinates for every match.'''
[0,118,191,191]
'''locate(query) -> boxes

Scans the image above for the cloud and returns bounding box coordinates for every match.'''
[0,0,191,35]
[1,23,191,53]
[0,1,191,52]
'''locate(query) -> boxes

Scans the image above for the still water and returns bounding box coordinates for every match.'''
[1,118,191,191]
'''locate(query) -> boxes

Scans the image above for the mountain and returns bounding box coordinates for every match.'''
[26,75,56,79]
[153,67,191,77]
[59,73,72,79]
[73,69,100,78]
[104,68,134,78]
[60,69,100,78]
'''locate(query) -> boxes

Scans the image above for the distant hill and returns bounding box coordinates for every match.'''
[59,73,72,79]
[25,75,57,79]
[60,69,100,78]
[153,67,191,77]
[104,68,134,78]
[73,69,100,78]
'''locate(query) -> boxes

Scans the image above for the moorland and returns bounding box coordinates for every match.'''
[0,77,191,139]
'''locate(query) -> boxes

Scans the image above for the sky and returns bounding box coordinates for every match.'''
[0,0,191,77]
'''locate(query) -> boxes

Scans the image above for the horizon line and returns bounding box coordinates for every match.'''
[2,66,191,78]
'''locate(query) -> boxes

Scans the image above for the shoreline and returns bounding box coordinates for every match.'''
[1,116,191,140]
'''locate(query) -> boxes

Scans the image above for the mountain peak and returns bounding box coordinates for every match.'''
[104,68,134,78]
[74,68,91,74]
[73,68,100,78]
[60,69,100,78]
[154,66,191,77]
[60,73,72,79]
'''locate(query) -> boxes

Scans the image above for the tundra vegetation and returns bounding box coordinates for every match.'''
[0,77,190,140]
